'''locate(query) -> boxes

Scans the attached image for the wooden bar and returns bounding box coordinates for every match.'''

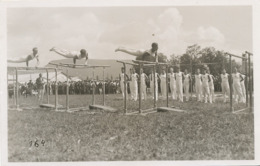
[142,64,156,66]
[226,52,247,60]
[49,62,110,68]
[14,66,57,70]
[245,51,253,55]
[117,60,138,66]
[168,64,190,67]
[193,62,220,65]
[133,60,157,64]
[133,60,168,65]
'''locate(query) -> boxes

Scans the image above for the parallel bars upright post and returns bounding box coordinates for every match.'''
[229,54,233,112]
[138,63,142,113]
[153,65,156,109]
[166,65,169,107]
[245,54,248,107]
[15,68,19,110]
[248,54,252,110]
[123,63,127,113]
[46,69,49,104]
[13,72,16,105]
[66,69,69,111]
[103,67,105,106]
[92,67,95,105]
[55,68,58,111]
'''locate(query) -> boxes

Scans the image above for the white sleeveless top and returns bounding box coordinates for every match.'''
[208,74,214,87]
[176,72,183,83]
[184,74,190,83]
[232,73,241,85]
[202,74,209,86]
[120,73,126,83]
[140,73,146,84]
[131,73,138,82]
[160,73,166,83]
[221,73,229,84]
[169,73,176,83]
[195,74,202,84]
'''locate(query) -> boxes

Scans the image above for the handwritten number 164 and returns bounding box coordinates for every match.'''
[29,139,45,147]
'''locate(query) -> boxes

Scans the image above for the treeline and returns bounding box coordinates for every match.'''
[135,44,251,76]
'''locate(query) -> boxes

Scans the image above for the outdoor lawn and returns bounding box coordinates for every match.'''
[8,94,254,161]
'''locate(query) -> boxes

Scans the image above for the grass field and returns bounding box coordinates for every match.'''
[8,93,254,161]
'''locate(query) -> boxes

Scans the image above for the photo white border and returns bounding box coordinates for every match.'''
[0,0,259,165]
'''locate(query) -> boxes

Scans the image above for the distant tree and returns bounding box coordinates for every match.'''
[168,44,242,76]
[183,44,201,73]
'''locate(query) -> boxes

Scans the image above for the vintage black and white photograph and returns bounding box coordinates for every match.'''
[0,0,259,165]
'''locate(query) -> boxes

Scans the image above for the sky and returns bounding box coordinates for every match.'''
[7,6,252,67]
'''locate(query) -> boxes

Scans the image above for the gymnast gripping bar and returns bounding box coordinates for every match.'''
[225,52,247,60]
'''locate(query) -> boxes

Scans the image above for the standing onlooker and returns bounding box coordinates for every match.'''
[36,73,45,103]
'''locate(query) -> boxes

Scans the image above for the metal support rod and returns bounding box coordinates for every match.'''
[46,69,49,104]
[92,68,95,105]
[123,63,127,113]
[55,68,58,111]
[153,65,156,109]
[166,65,169,107]
[66,69,69,111]
[139,63,142,113]
[103,67,105,106]
[229,54,233,112]
[15,68,18,109]
[245,54,248,107]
